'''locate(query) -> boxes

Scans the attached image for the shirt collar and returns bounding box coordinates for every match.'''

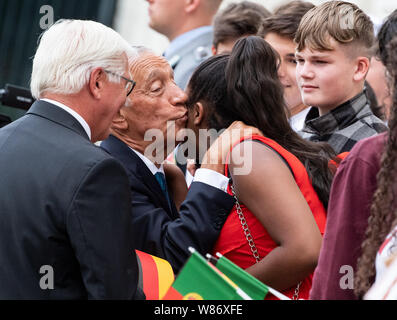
[41,98,91,140]
[303,91,370,135]
[129,147,164,176]
[289,107,310,132]
[163,26,212,59]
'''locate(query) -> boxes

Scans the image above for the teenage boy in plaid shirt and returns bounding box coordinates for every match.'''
[295,1,387,154]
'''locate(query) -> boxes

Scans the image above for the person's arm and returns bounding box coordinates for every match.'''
[66,158,143,300]
[129,175,235,272]
[126,121,259,272]
[201,121,262,174]
[230,141,322,291]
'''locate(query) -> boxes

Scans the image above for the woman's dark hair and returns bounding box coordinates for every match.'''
[187,36,335,208]
[377,9,397,66]
[354,35,397,298]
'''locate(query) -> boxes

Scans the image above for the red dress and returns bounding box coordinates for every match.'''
[212,135,327,300]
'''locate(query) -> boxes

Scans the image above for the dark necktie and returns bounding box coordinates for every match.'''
[154,172,172,210]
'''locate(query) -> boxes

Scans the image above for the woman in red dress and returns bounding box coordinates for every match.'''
[185,36,336,299]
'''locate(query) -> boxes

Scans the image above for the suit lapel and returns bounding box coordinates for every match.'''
[27,100,89,140]
[101,135,178,219]
[136,158,174,215]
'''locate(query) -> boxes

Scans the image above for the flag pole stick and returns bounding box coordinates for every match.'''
[206,253,219,265]
[267,287,291,300]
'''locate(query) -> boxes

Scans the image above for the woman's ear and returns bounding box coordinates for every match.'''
[193,102,206,127]
[111,110,128,132]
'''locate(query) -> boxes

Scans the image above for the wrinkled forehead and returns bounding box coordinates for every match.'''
[129,53,173,84]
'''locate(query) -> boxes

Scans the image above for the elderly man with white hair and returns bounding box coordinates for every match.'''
[0,19,144,300]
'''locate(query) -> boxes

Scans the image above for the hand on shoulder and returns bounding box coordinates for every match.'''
[201,121,262,174]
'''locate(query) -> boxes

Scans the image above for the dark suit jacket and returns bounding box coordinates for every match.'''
[101,135,235,272]
[0,100,144,300]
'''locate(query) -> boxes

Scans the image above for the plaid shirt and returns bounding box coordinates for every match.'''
[299,91,388,154]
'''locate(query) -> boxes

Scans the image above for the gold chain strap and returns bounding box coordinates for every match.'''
[232,184,261,263]
[231,184,301,300]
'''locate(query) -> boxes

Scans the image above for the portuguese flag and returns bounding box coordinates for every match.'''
[210,253,290,300]
[162,248,251,300]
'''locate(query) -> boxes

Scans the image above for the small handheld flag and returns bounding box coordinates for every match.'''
[162,248,252,300]
[209,252,291,300]
[136,250,174,300]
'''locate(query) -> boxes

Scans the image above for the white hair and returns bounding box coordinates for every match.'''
[30,19,137,99]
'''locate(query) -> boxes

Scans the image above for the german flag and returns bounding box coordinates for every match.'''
[136,250,174,300]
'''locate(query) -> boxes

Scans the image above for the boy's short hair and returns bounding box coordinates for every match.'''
[295,1,374,57]
[212,1,270,49]
[257,0,315,40]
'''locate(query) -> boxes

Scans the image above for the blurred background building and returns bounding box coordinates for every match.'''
[0,0,395,123]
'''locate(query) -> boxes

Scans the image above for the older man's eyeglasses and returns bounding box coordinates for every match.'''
[104,70,136,97]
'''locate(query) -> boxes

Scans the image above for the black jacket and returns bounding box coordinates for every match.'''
[101,135,235,272]
[0,101,144,300]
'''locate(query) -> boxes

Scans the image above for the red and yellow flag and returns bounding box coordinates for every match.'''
[136,250,174,300]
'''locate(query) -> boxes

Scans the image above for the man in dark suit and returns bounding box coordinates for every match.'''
[0,20,144,299]
[101,48,235,272]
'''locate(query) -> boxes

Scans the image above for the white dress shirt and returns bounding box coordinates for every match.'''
[130,147,165,176]
[289,107,310,132]
[130,147,229,193]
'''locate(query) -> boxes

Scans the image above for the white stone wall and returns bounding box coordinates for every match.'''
[114,0,396,54]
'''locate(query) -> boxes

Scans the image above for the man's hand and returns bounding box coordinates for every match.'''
[201,121,262,174]
[187,159,198,177]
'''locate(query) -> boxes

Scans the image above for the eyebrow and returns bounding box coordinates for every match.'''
[145,67,174,83]
[309,55,331,59]
[295,53,331,59]
[146,70,164,82]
